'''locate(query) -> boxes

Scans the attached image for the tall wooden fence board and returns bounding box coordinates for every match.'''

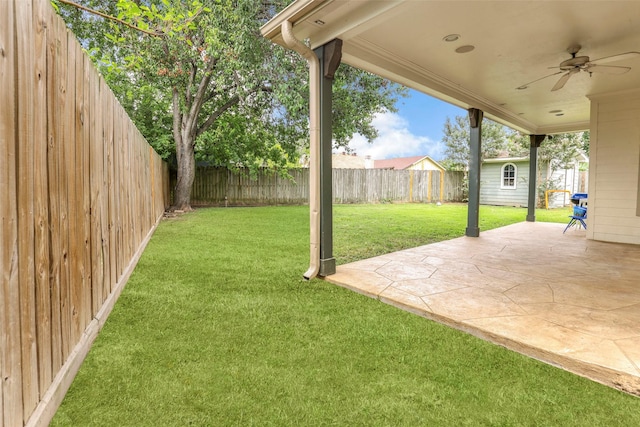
[177,167,465,206]
[1,3,23,427]
[32,0,52,400]
[15,0,39,420]
[1,1,170,425]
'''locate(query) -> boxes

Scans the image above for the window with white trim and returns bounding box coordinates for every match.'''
[501,163,517,189]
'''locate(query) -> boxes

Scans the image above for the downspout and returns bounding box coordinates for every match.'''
[281,21,321,280]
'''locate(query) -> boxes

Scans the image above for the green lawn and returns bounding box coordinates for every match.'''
[52,204,639,426]
[333,203,571,263]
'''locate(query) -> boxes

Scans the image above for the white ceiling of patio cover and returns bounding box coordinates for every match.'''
[262,1,640,134]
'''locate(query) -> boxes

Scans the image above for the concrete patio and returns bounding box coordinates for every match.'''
[325,221,640,396]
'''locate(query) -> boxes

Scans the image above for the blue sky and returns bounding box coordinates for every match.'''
[342,89,465,161]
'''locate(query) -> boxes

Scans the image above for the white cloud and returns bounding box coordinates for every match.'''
[338,112,446,160]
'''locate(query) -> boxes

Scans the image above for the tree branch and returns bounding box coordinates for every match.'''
[196,95,240,138]
[202,81,237,106]
[187,57,218,124]
[56,0,164,37]
[196,83,273,138]
[172,87,183,147]
[185,61,197,107]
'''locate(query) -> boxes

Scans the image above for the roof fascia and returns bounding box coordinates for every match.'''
[262,1,404,51]
[261,0,326,40]
[537,121,591,135]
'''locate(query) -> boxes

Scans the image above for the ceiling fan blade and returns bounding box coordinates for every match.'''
[588,51,640,65]
[551,70,577,91]
[585,64,631,75]
[516,71,563,90]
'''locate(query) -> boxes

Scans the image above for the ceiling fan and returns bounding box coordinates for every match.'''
[516,45,640,91]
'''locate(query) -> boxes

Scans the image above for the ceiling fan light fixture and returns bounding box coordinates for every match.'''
[516,46,639,92]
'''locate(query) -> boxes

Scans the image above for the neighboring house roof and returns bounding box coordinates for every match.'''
[374,155,444,171]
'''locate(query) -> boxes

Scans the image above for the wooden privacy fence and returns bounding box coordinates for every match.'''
[177,167,465,206]
[333,168,464,204]
[1,2,170,426]
[186,167,310,206]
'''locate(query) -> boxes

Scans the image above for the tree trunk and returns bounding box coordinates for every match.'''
[173,132,195,211]
[171,89,196,211]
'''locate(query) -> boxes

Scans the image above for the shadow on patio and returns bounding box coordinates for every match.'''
[325,222,640,396]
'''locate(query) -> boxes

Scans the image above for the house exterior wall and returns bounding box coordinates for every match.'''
[546,163,582,208]
[480,161,530,207]
[588,90,640,244]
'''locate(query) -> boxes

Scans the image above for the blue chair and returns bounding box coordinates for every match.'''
[570,193,588,207]
[563,205,587,233]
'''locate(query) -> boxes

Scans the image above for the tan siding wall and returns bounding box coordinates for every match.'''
[588,90,640,244]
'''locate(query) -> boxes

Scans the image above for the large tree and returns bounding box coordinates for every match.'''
[440,115,517,170]
[55,0,407,210]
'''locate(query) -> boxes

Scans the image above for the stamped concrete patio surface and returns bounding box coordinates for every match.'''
[325,221,640,396]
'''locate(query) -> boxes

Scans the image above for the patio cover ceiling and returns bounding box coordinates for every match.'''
[262,1,640,135]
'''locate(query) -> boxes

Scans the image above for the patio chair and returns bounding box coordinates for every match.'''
[570,192,588,207]
[563,205,587,233]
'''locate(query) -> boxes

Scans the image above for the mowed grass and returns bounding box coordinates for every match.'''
[52,204,640,426]
[334,203,571,263]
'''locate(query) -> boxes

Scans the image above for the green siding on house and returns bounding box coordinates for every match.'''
[480,161,530,207]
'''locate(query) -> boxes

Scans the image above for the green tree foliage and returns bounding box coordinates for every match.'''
[441,115,517,170]
[54,0,407,210]
[441,114,589,171]
[511,132,589,173]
